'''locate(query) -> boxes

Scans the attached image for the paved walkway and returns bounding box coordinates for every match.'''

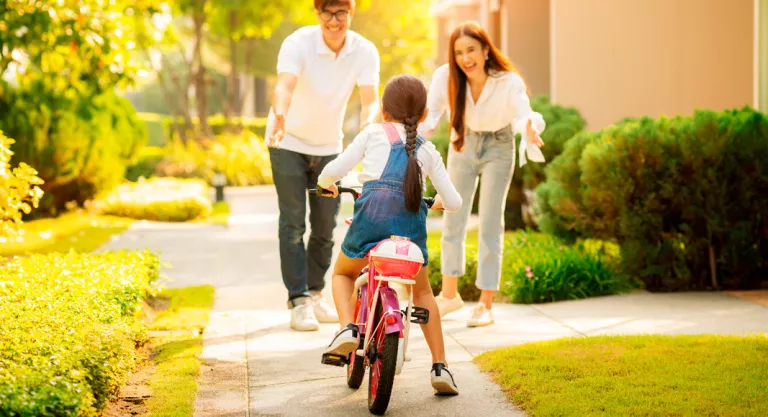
[101,186,768,417]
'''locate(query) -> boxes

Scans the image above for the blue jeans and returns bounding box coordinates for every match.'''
[441,126,516,290]
[269,148,340,307]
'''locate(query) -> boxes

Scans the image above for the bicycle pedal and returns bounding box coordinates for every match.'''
[402,306,430,324]
[321,353,349,367]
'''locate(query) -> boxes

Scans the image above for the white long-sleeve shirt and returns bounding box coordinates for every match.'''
[317,123,463,213]
[419,64,547,167]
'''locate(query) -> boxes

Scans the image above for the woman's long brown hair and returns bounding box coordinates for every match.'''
[448,21,517,152]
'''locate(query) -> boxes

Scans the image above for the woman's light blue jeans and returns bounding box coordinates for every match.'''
[441,125,516,291]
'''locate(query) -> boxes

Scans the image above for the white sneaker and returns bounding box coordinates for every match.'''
[466,304,494,328]
[435,292,465,317]
[323,324,360,357]
[311,291,339,323]
[431,363,459,395]
[290,301,320,331]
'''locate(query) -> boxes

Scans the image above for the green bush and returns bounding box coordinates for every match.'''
[164,114,267,143]
[0,77,147,217]
[427,230,631,303]
[125,146,167,182]
[522,96,587,190]
[156,131,273,186]
[97,177,212,222]
[0,250,160,416]
[0,131,44,238]
[537,107,768,291]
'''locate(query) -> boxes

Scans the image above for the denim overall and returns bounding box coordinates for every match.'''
[341,123,430,266]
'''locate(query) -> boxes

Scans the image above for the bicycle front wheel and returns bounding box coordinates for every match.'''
[347,335,365,389]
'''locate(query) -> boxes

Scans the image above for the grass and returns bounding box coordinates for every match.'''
[146,285,215,417]
[475,334,768,417]
[206,201,230,225]
[0,212,131,257]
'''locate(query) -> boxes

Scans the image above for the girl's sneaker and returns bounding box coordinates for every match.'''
[323,323,360,357]
[430,363,459,395]
[435,292,464,317]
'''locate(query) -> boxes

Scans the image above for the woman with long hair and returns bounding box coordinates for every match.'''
[420,21,546,327]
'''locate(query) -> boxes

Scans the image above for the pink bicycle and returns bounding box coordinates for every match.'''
[318,185,434,415]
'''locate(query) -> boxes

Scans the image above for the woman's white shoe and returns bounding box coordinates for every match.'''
[466,304,494,327]
[435,292,465,317]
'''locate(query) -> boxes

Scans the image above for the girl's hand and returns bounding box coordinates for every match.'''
[432,194,445,211]
[527,119,545,148]
[321,183,339,198]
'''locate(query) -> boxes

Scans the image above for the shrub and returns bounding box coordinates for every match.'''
[502,235,633,304]
[97,178,212,222]
[0,250,160,416]
[537,107,768,291]
[0,131,44,238]
[125,146,167,182]
[522,96,587,190]
[156,131,273,186]
[427,230,631,303]
[163,114,267,144]
[0,78,147,216]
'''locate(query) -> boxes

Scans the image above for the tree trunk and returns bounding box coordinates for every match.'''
[225,11,238,132]
[709,244,719,289]
[193,8,210,139]
[237,41,256,117]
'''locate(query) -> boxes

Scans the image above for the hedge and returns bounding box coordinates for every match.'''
[0,251,160,416]
[97,177,212,222]
[537,107,768,291]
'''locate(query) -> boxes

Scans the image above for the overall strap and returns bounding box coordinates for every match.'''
[382,122,402,145]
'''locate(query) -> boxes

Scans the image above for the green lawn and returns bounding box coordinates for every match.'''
[201,201,230,226]
[0,212,132,257]
[146,285,215,417]
[476,335,768,417]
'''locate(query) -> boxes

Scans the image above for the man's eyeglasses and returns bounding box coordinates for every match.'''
[319,9,349,22]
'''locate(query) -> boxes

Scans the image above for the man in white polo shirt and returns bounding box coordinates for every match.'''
[267,0,379,331]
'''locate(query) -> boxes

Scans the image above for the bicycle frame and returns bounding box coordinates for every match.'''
[314,184,432,375]
[353,257,418,375]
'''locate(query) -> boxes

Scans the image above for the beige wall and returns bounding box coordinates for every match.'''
[552,0,755,129]
[501,0,550,96]
[760,0,768,113]
[434,3,481,66]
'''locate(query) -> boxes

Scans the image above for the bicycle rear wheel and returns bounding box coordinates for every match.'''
[367,309,398,414]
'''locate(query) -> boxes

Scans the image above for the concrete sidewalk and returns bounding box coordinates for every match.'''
[101,186,768,417]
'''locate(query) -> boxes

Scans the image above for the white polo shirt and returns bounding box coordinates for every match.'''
[267,25,380,156]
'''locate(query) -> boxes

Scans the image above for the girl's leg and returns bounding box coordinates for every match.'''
[440,140,480,303]
[413,266,447,365]
[331,252,369,328]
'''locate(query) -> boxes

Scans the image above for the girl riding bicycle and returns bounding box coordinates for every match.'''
[317,74,462,395]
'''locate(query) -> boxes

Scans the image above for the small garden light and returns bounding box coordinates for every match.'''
[213,172,226,202]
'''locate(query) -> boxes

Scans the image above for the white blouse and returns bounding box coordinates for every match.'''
[419,64,546,166]
[317,123,463,212]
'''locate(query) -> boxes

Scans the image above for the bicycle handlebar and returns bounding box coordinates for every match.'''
[310,185,436,209]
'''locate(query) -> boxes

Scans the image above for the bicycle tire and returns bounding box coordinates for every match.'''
[347,336,365,389]
[368,328,399,414]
